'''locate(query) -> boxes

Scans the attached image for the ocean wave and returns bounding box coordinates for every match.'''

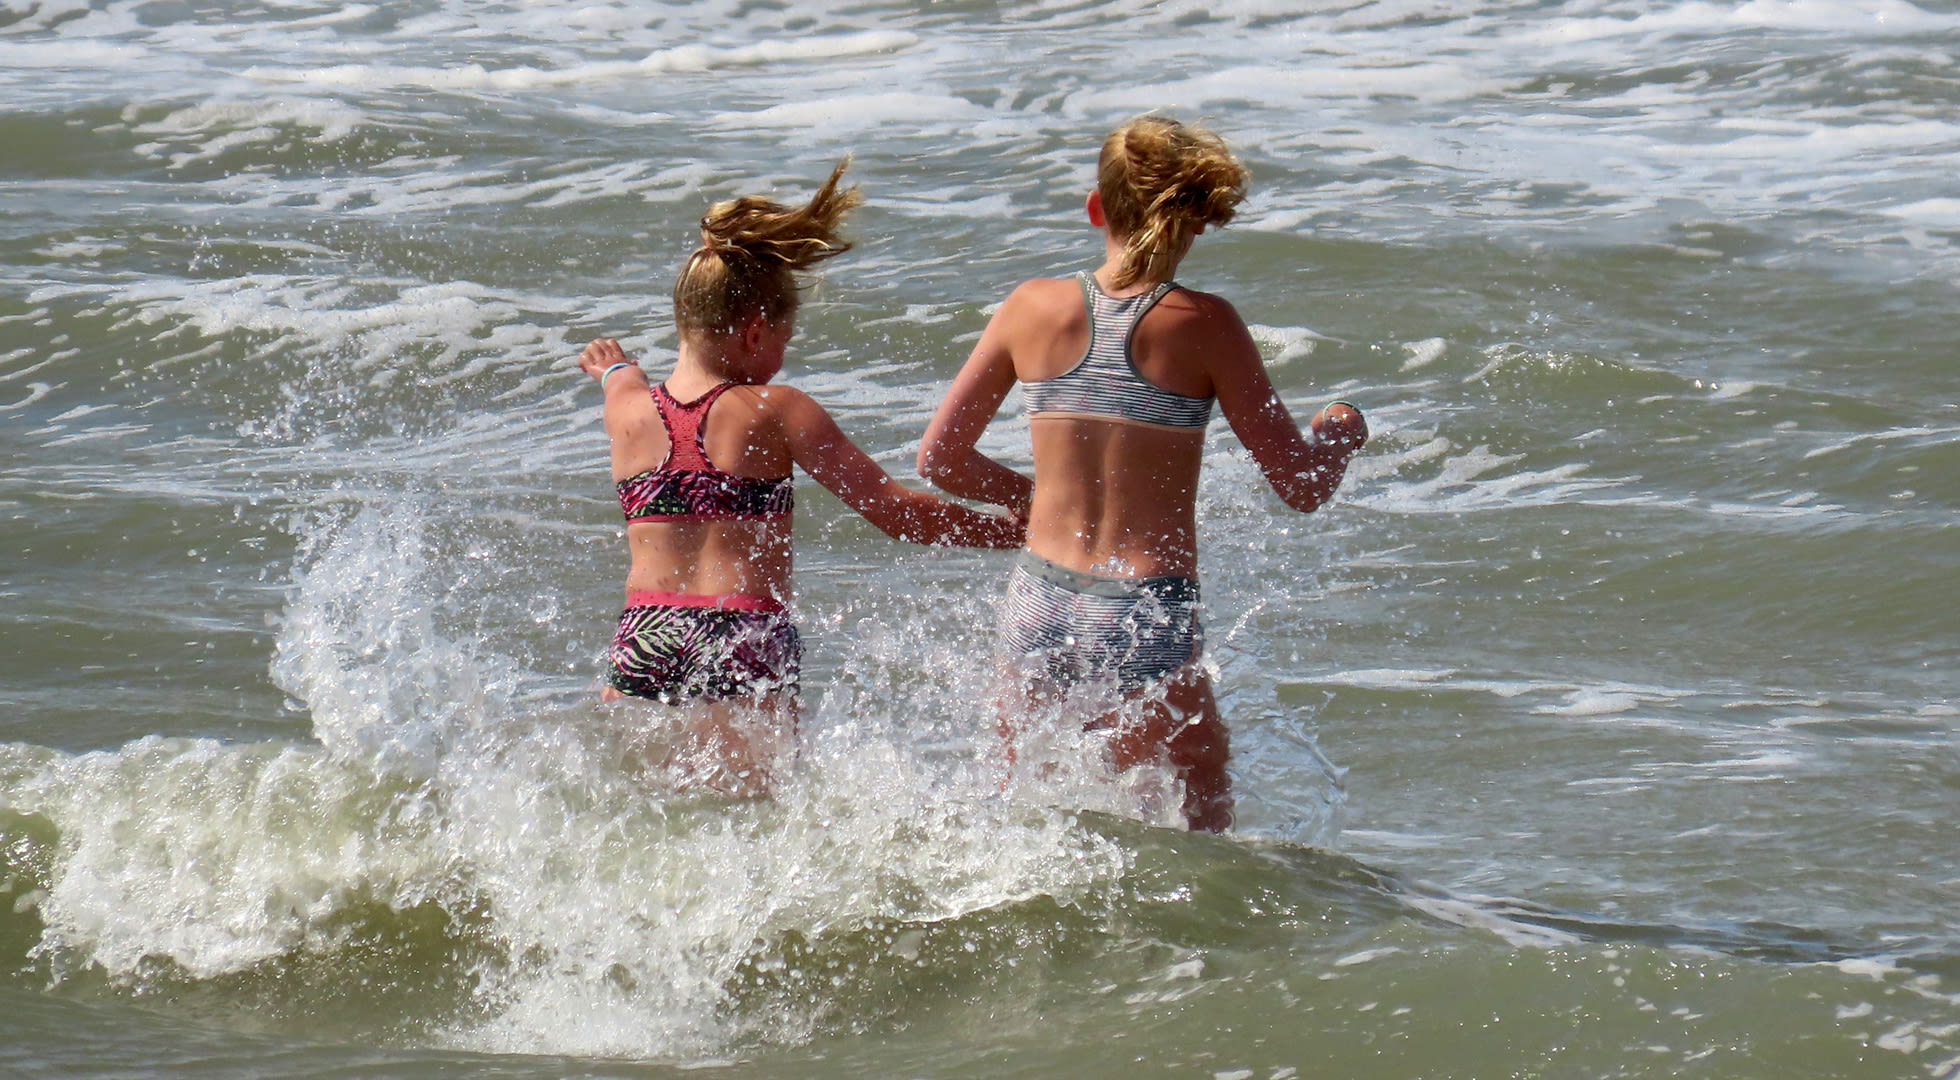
[240,31,918,92]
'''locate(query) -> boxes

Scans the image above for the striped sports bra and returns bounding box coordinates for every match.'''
[1021,272,1215,430]
[616,382,793,522]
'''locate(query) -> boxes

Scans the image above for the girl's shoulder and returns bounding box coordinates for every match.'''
[1142,285,1254,357]
[1160,283,1241,319]
[997,276,1089,331]
[723,382,810,417]
[1004,276,1082,306]
[723,383,832,437]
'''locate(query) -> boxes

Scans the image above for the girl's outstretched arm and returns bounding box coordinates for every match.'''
[917,293,1035,516]
[579,337,661,479]
[774,386,1025,549]
[1202,298,1367,513]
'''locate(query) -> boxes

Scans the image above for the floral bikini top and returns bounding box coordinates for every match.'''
[616,381,793,522]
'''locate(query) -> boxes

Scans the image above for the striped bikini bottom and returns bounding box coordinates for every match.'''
[607,591,801,705]
[1001,552,1202,693]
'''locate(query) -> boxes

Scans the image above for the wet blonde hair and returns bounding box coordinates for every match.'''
[1097,116,1248,288]
[673,159,863,339]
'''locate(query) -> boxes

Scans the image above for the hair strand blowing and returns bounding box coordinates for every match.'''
[673,158,864,338]
[1097,117,1248,288]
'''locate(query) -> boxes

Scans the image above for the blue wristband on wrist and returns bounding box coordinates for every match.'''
[600,361,637,390]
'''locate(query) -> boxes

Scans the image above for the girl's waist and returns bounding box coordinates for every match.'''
[1023,531,1198,582]
[623,537,791,599]
[623,589,786,614]
[1017,545,1199,592]
[622,562,790,613]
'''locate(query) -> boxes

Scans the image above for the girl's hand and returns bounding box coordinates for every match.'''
[579,338,631,380]
[1310,400,1368,451]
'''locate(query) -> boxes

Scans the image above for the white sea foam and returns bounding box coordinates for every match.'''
[1802,425,1960,461]
[1520,0,1960,43]
[326,158,700,216]
[1333,946,1401,967]
[0,381,57,412]
[1066,61,1511,113]
[1357,443,1631,516]
[0,496,1163,1058]
[33,273,579,379]
[1309,670,1711,728]
[1401,338,1447,371]
[130,99,369,167]
[1882,199,1960,229]
[716,92,991,132]
[1247,324,1330,366]
[0,40,151,67]
[5,0,1954,271]
[1531,691,1647,718]
[1401,893,1584,949]
[241,32,917,92]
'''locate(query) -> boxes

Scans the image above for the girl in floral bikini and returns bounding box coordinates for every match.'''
[579,161,1022,793]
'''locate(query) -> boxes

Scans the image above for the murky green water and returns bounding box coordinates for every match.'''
[2,0,1956,1075]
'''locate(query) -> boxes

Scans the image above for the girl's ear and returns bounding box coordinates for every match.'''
[1086,190,1106,228]
[740,313,769,354]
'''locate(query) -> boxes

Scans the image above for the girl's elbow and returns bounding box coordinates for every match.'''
[917,443,958,485]
[1281,488,1328,514]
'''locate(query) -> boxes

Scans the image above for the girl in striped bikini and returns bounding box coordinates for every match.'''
[918,117,1368,831]
[579,161,1022,795]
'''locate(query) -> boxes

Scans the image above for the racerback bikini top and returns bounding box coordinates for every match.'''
[1020,272,1215,430]
[616,381,794,522]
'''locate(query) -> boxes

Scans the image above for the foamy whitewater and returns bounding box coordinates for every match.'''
[2,0,1956,1076]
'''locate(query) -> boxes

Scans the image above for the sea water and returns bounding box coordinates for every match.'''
[2,0,1956,1075]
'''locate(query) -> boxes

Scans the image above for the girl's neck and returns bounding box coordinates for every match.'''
[1093,232,1178,297]
[670,339,763,393]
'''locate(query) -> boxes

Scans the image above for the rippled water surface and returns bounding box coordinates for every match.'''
[3,0,1957,1076]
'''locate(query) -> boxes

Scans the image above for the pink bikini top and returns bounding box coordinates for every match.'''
[616,382,793,522]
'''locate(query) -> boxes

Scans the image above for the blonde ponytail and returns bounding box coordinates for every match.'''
[1096,117,1248,289]
[673,159,864,337]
